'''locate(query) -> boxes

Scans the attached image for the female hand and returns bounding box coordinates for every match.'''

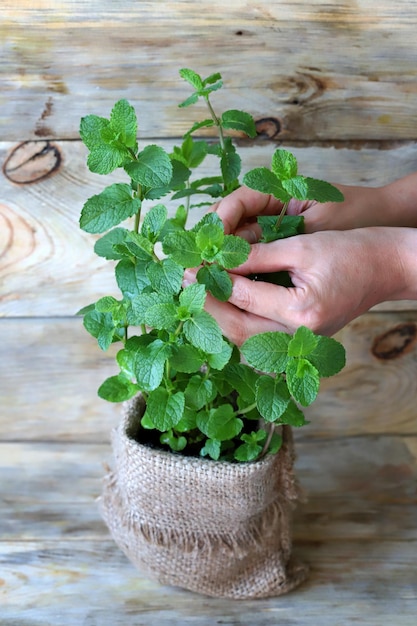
[195,227,413,344]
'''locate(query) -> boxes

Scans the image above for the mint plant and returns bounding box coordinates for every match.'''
[78,68,346,462]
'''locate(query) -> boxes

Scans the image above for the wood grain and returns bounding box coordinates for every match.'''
[2,312,417,442]
[2,1,417,142]
[1,140,417,316]
[2,2,417,621]
[1,437,416,624]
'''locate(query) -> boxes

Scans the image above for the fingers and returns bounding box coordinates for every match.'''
[203,293,292,346]
[214,187,282,234]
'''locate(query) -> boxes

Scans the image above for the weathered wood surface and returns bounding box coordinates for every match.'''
[2,1,417,623]
[1,140,417,316]
[1,436,417,625]
[2,314,417,442]
[2,1,417,142]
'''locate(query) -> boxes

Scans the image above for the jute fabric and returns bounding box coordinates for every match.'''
[100,395,308,598]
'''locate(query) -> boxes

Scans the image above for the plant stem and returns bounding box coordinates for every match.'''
[275,201,289,232]
[205,96,225,152]
[235,402,257,416]
[259,423,275,459]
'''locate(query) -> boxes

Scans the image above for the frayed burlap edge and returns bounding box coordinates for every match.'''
[99,395,308,599]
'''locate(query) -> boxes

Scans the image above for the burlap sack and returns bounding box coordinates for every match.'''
[100,395,308,599]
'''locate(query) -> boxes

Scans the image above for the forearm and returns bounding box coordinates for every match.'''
[380,172,417,228]
[391,226,417,300]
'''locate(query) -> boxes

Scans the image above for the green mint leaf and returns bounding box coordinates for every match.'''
[202,72,222,86]
[129,292,169,325]
[214,234,250,269]
[125,145,173,188]
[80,183,140,234]
[175,407,197,433]
[241,331,291,374]
[183,311,223,353]
[87,144,130,175]
[159,429,187,453]
[109,99,138,149]
[255,375,290,422]
[162,231,202,267]
[95,295,122,314]
[220,147,241,186]
[258,215,304,242]
[177,136,208,168]
[280,400,309,427]
[286,358,320,406]
[94,227,129,260]
[282,176,309,200]
[141,204,167,241]
[200,438,221,461]
[183,118,215,136]
[234,434,264,462]
[197,405,243,441]
[144,302,178,330]
[79,115,109,150]
[83,309,117,351]
[97,374,138,403]
[288,326,319,357]
[179,68,203,91]
[170,344,205,373]
[206,340,233,370]
[124,231,154,261]
[179,282,206,314]
[196,222,224,253]
[134,339,172,391]
[115,259,151,298]
[146,258,184,295]
[185,375,216,410]
[178,93,199,108]
[221,109,257,138]
[224,363,259,404]
[308,335,346,377]
[169,159,191,190]
[144,388,184,431]
[304,178,345,203]
[271,149,298,180]
[193,211,223,231]
[197,264,232,301]
[243,168,292,202]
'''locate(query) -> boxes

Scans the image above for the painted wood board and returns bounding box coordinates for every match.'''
[1,140,417,317]
[2,1,417,142]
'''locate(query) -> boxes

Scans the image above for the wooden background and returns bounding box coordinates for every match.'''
[1,1,417,624]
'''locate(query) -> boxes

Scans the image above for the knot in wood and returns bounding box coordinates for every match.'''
[3,141,61,185]
[371,323,417,360]
[255,117,281,139]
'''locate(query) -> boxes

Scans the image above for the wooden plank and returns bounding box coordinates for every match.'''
[2,1,417,141]
[2,539,417,626]
[2,314,417,442]
[1,437,416,540]
[1,140,417,317]
[1,437,416,624]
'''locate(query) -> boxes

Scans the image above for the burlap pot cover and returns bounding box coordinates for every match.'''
[100,395,308,599]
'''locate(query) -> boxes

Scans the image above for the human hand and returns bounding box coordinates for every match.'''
[192,227,411,343]
[212,184,389,241]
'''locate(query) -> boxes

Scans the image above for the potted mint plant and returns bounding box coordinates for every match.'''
[78,69,346,599]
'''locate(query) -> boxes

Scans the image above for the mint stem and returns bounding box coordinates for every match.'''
[259,423,275,459]
[275,201,289,232]
[206,96,225,152]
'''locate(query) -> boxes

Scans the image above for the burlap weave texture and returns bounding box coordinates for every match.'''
[100,395,308,599]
